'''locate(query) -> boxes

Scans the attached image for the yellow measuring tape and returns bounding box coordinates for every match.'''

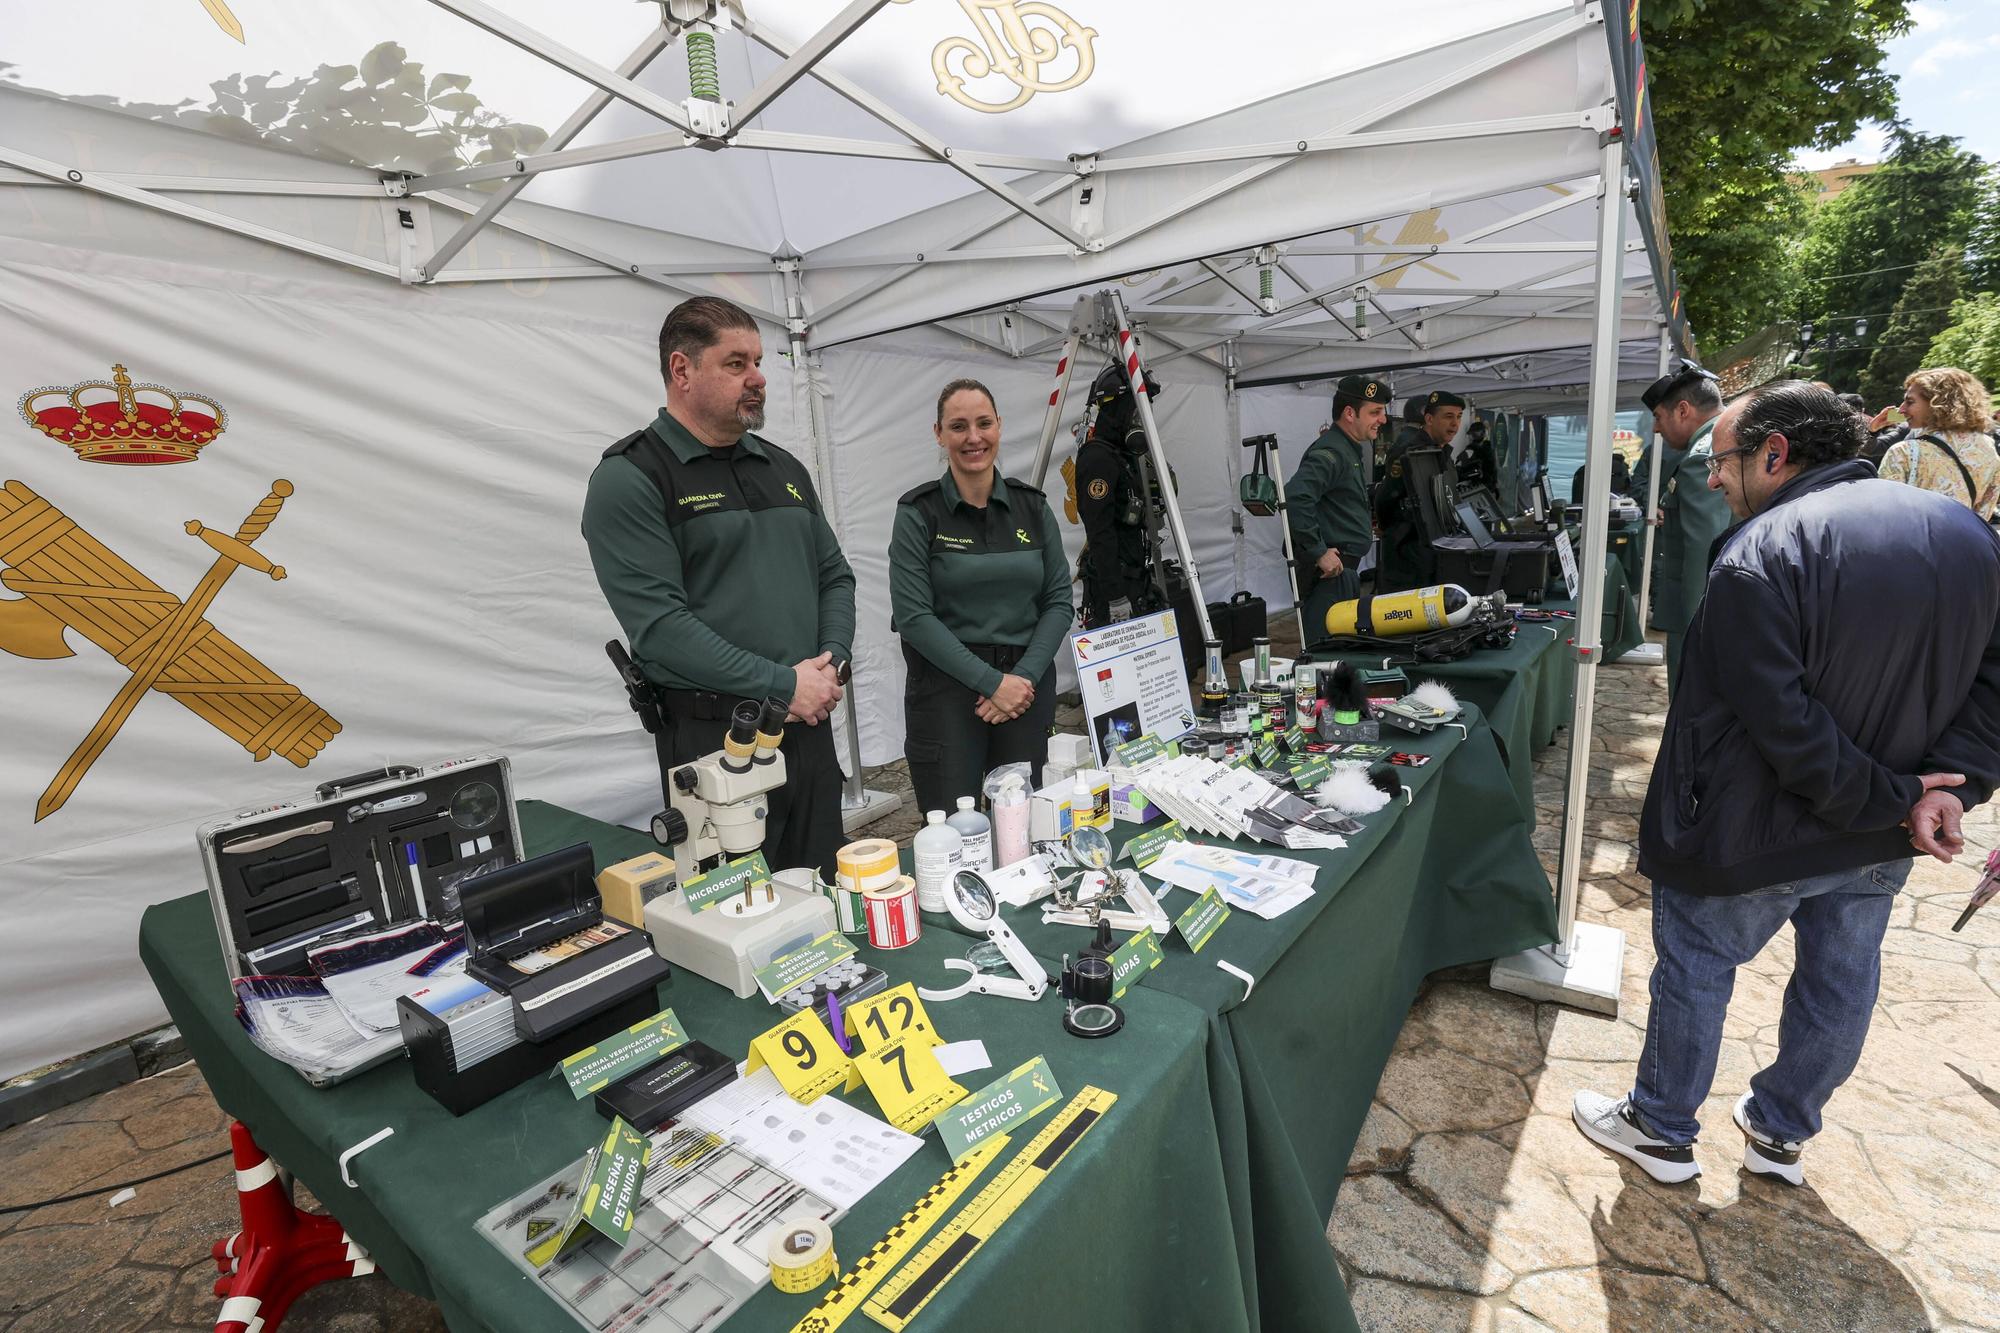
[784,1136,1007,1333]
[770,1218,838,1294]
[863,1086,1118,1331]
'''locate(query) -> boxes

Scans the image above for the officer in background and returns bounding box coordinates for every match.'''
[1632,358,1730,697]
[1374,390,1465,592]
[890,379,1072,814]
[583,296,856,877]
[1288,375,1388,635]
[1075,361,1161,626]
[1458,418,1501,496]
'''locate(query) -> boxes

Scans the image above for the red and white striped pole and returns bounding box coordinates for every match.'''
[1028,294,1092,490]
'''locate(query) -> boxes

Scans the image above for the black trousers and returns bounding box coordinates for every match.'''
[901,643,1056,818]
[655,688,847,879]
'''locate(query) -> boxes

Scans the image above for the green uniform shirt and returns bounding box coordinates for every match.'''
[582,408,855,700]
[889,470,1073,697]
[1646,417,1733,635]
[1286,423,1374,566]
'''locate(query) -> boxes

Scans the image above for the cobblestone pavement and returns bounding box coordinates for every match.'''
[4,640,1994,1330]
[1330,652,2000,1333]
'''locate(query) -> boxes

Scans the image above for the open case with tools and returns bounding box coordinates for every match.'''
[197,756,523,980]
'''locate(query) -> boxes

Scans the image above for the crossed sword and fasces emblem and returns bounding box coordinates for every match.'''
[0,478,339,820]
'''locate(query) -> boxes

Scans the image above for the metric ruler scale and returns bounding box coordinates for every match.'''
[785,1135,1007,1333]
[862,1085,1118,1331]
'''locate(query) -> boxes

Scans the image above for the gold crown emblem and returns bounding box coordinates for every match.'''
[19,364,226,465]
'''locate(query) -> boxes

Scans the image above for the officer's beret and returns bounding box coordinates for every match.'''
[1334,375,1390,405]
[1423,391,1466,412]
[1640,359,1719,412]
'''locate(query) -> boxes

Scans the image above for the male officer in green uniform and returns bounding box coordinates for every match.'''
[1287,375,1389,638]
[1632,359,1730,697]
[1373,390,1465,592]
[583,296,856,877]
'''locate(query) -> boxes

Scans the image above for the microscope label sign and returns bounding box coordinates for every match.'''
[681,851,771,914]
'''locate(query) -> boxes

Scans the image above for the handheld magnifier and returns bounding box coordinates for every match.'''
[918,870,1051,1003]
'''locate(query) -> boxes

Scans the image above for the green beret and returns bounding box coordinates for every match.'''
[1334,375,1390,405]
[1424,390,1466,411]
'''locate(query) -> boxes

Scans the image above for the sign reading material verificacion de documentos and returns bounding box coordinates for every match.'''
[1070,611,1197,765]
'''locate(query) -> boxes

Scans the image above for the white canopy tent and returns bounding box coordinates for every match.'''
[0,0,1684,1076]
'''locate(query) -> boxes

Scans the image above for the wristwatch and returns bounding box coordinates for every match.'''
[832,657,852,686]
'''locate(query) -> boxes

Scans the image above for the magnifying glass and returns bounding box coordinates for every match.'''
[917,870,1052,1004]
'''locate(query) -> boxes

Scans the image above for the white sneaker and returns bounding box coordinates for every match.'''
[1733,1092,1806,1186]
[1571,1090,1701,1183]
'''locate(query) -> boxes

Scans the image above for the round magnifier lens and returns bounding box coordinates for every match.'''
[449,780,500,830]
[966,941,1009,974]
[1063,1001,1124,1039]
[1068,825,1112,870]
[951,870,996,922]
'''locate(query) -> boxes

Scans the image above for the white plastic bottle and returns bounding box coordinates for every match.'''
[948,796,993,873]
[912,810,963,914]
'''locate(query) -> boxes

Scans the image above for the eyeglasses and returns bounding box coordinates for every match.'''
[1703,441,1762,475]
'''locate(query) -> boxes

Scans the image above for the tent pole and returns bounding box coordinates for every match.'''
[1490,129,1628,1016]
[1103,290,1217,645]
[1028,297,1090,489]
[781,263,900,832]
[1634,324,1672,632]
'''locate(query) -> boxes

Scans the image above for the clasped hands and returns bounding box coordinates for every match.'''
[1906,772,1967,863]
[976,673,1035,725]
[787,651,844,725]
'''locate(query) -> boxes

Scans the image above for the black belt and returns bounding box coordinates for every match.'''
[655,686,742,723]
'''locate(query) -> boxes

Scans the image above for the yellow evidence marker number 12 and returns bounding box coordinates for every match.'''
[856,1029,966,1133]
[845,982,942,1052]
[745,1008,850,1103]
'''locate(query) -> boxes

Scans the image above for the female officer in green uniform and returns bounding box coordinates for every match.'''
[890,379,1074,815]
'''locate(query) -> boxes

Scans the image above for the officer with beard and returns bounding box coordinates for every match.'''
[583,296,856,877]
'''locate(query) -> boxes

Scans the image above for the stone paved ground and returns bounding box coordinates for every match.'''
[1330,650,2000,1333]
[4,636,1996,1330]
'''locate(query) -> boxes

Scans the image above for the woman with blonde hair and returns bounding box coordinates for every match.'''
[1876,367,2000,518]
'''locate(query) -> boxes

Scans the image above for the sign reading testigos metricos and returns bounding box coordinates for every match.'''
[1070,610,1197,766]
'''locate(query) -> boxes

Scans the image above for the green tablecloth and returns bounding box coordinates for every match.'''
[138,806,1250,1333]
[1316,631,1573,821]
[1118,712,1555,1330]
[916,707,1553,1329]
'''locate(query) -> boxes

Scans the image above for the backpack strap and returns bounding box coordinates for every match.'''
[1914,432,1980,507]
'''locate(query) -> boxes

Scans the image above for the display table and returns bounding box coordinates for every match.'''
[139,805,1251,1333]
[925,706,1555,1330]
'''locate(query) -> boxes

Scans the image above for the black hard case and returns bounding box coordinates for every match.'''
[458,843,672,1043]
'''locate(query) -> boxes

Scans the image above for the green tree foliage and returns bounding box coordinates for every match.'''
[1965,168,2000,296]
[1926,291,2000,388]
[1797,128,1986,390]
[1641,0,1912,349]
[1858,244,1963,405]
[46,41,546,177]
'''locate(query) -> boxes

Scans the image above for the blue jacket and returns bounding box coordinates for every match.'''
[1638,460,2000,895]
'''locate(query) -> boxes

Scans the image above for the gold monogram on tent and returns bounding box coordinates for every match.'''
[893,0,1098,113]
[0,479,339,820]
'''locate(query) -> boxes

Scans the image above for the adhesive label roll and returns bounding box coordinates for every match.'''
[837,838,903,892]
[768,1217,836,1293]
[864,876,922,950]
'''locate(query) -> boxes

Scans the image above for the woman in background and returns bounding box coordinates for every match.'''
[1876,367,1999,519]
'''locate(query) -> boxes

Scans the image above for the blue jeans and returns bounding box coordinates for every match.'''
[1629,859,1911,1146]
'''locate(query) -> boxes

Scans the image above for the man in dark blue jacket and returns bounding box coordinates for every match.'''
[1575,381,2000,1187]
